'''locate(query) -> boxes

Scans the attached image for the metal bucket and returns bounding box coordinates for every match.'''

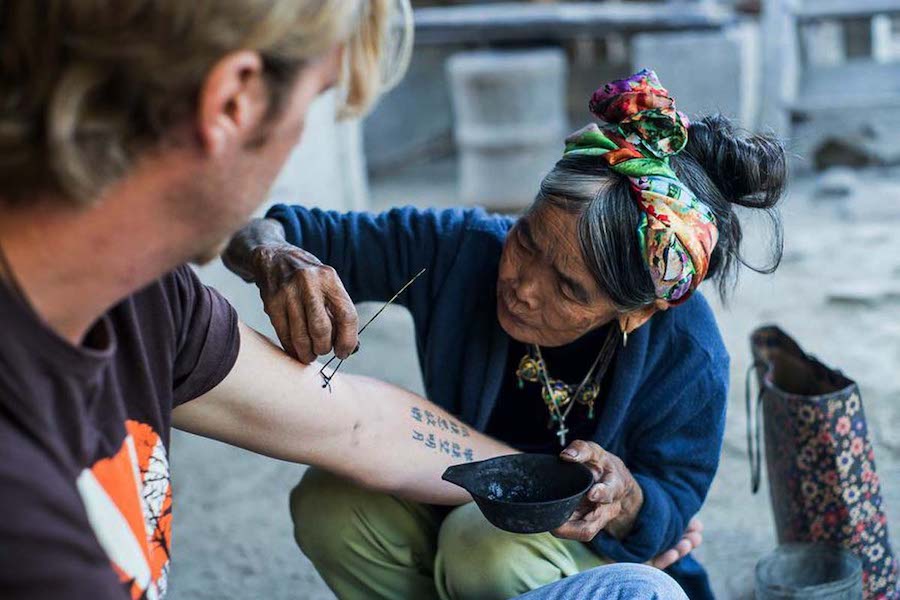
[755,544,863,600]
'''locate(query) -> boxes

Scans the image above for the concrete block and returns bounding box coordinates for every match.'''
[363,46,456,174]
[632,22,762,130]
[447,48,568,210]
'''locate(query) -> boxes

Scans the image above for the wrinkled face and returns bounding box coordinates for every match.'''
[496,203,618,347]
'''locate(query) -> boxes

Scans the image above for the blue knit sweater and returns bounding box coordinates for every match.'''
[267,204,729,599]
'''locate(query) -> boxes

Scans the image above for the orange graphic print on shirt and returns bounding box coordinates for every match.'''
[76,420,172,600]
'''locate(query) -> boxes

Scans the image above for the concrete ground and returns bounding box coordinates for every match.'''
[167,163,900,599]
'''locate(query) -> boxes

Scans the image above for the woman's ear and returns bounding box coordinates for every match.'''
[617,302,663,336]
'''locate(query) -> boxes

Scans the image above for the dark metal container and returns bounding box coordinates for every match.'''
[442,453,593,534]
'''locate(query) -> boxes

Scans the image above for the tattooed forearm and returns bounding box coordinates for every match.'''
[412,430,475,461]
[410,406,471,437]
[410,406,475,461]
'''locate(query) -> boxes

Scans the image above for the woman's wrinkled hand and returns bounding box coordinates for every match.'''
[551,440,704,569]
[552,440,644,543]
[649,517,703,570]
[248,243,358,364]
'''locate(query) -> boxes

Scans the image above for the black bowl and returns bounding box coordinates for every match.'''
[442,453,594,534]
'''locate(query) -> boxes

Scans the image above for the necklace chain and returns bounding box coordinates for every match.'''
[534,344,602,419]
[517,327,619,446]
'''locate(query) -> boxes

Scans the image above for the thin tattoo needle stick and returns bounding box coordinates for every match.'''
[319,267,427,376]
[319,268,427,387]
[358,267,426,335]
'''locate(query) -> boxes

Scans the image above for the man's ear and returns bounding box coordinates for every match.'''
[196,50,267,157]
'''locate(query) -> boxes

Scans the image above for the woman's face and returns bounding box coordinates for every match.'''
[497,203,618,347]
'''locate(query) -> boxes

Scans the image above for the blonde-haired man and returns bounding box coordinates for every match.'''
[0,2,686,599]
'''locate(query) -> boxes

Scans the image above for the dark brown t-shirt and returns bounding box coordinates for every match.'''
[0,265,240,599]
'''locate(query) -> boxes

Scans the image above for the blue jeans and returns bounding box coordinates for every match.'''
[514,564,689,600]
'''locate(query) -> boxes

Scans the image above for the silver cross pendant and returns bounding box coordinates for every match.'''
[556,425,569,447]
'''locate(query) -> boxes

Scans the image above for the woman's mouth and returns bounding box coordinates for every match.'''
[499,294,529,329]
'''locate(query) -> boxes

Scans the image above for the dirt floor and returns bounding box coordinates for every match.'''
[167,164,900,599]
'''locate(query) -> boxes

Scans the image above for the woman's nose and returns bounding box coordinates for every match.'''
[513,275,540,311]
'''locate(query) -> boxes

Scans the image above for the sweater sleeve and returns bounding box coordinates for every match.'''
[265,205,487,318]
[591,365,728,563]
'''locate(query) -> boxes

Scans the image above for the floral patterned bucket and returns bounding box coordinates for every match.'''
[747,326,898,600]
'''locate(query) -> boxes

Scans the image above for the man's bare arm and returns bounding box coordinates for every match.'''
[172,323,514,505]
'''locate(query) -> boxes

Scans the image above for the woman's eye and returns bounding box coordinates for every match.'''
[516,231,533,254]
[560,282,584,304]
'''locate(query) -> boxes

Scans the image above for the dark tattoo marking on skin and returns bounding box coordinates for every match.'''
[412,429,475,462]
[411,407,475,461]
[410,407,471,437]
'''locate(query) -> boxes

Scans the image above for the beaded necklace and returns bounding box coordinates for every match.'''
[515,326,619,446]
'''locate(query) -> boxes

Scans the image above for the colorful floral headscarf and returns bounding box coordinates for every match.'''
[564,69,718,305]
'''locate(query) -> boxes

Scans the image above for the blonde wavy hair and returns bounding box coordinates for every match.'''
[0,0,412,203]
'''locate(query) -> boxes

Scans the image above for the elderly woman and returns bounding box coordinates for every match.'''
[225,71,786,599]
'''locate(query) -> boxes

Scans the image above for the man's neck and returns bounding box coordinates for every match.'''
[0,179,196,346]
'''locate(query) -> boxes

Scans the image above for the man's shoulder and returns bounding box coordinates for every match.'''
[129,264,202,310]
[109,264,239,405]
[120,264,219,337]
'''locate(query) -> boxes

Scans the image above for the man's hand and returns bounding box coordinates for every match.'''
[552,440,644,543]
[223,218,358,363]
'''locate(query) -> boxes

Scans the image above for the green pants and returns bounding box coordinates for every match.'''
[289,468,609,600]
